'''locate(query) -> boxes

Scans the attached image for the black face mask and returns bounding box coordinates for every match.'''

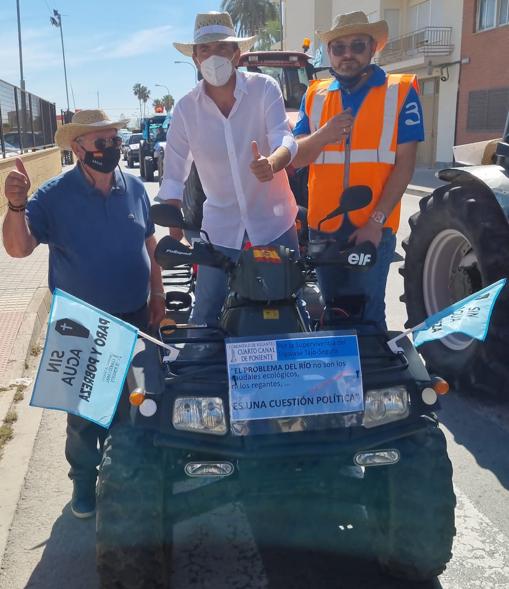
[83,146,121,174]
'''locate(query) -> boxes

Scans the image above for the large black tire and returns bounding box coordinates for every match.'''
[127,154,134,168]
[144,157,155,182]
[158,153,164,186]
[365,426,456,582]
[96,424,170,589]
[401,183,509,395]
[139,149,146,179]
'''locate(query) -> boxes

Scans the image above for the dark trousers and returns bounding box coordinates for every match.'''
[65,304,149,484]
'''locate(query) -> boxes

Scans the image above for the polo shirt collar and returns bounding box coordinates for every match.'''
[328,64,387,93]
[71,164,126,195]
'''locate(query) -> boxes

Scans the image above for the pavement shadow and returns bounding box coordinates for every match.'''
[26,503,98,589]
[438,390,509,491]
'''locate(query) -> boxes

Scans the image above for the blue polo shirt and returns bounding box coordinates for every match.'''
[26,165,155,314]
[293,65,424,144]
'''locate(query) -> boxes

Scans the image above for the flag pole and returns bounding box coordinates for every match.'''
[387,321,425,354]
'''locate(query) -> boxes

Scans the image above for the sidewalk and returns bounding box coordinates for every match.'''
[407,165,445,197]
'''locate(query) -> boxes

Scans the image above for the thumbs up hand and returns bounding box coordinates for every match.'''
[249,141,274,183]
[5,158,31,207]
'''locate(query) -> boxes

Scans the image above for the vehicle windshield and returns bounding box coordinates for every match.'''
[238,65,310,109]
[129,134,142,144]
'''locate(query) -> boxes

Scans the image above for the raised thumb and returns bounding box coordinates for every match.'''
[251,140,261,160]
[15,157,29,177]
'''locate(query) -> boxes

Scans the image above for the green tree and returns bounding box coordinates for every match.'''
[255,18,281,50]
[162,94,175,113]
[221,0,278,36]
[153,98,164,112]
[139,86,151,117]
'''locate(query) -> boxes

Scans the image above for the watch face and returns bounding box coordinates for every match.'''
[371,211,386,224]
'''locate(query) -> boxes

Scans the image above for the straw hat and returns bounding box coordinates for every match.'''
[173,11,256,57]
[317,11,389,52]
[55,110,129,150]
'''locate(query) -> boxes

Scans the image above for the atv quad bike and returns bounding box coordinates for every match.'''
[96,187,455,588]
[401,115,509,395]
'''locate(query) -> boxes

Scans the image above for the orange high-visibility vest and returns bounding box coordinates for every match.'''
[305,74,418,233]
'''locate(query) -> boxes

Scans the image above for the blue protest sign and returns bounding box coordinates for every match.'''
[413,278,506,347]
[226,331,363,426]
[30,289,139,428]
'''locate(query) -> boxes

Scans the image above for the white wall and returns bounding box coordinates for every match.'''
[332,0,381,21]
[284,0,318,52]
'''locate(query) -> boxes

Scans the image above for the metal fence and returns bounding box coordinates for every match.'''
[0,78,57,159]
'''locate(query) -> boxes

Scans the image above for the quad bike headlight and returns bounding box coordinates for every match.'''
[362,386,409,429]
[173,397,227,435]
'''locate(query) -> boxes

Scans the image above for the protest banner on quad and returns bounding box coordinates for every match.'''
[388,278,507,353]
[30,289,138,428]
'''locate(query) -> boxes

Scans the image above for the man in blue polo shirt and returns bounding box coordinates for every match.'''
[292,11,424,329]
[2,110,166,519]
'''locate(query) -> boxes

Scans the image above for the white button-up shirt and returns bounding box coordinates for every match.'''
[157,71,298,250]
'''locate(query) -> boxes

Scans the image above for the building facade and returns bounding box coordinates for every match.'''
[284,0,464,166]
[455,0,509,146]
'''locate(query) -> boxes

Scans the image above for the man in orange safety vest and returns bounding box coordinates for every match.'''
[293,11,424,329]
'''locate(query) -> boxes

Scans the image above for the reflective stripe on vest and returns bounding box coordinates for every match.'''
[313,79,400,166]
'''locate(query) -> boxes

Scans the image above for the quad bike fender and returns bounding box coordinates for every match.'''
[438,165,509,218]
[126,338,165,423]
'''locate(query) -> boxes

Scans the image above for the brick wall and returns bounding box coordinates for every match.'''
[0,148,62,217]
[456,0,509,145]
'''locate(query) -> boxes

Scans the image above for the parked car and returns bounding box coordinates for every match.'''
[3,131,46,149]
[124,133,143,168]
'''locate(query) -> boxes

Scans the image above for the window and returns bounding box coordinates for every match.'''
[467,88,509,131]
[478,0,509,30]
[384,9,400,40]
[408,1,430,31]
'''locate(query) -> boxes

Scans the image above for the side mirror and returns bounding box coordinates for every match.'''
[150,204,198,231]
[318,185,373,231]
[154,236,195,269]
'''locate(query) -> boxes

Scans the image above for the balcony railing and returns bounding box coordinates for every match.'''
[377,27,453,66]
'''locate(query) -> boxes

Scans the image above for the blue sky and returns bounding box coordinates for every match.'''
[0,0,221,122]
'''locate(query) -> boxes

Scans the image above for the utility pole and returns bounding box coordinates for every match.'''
[279,0,284,50]
[50,9,70,115]
[16,0,25,91]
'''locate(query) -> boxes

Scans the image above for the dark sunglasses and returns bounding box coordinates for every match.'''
[92,136,123,150]
[330,40,370,57]
[77,135,123,150]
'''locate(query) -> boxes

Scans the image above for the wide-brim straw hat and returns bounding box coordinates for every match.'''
[317,11,389,52]
[55,110,129,150]
[173,11,256,57]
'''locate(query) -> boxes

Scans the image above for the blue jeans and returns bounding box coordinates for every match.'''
[190,226,305,327]
[309,227,396,330]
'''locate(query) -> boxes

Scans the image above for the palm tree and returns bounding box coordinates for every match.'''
[132,83,143,119]
[162,94,175,113]
[139,86,150,117]
[221,0,278,36]
[255,18,281,50]
[153,98,164,112]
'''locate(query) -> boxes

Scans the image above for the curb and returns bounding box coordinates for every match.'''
[0,287,51,391]
[406,184,434,198]
[0,288,50,571]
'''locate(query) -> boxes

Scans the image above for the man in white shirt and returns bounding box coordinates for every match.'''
[157,11,299,326]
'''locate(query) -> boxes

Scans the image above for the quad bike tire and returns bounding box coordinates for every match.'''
[127,154,134,168]
[400,182,509,395]
[96,424,171,589]
[365,426,456,582]
[139,149,146,179]
[145,157,155,182]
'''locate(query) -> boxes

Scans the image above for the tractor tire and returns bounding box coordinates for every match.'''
[158,154,164,186]
[400,183,509,395]
[145,157,155,182]
[127,154,134,168]
[365,426,456,582]
[96,424,170,589]
[139,150,146,179]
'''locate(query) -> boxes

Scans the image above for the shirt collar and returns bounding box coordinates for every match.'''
[71,164,125,196]
[328,64,387,93]
[195,69,248,101]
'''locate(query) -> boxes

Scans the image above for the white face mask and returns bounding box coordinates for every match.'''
[199,54,234,87]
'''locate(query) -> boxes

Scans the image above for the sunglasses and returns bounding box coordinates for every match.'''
[77,135,123,150]
[330,40,370,57]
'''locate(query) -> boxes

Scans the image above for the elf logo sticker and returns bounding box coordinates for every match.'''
[348,253,372,266]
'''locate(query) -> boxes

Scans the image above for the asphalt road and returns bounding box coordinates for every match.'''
[0,163,508,589]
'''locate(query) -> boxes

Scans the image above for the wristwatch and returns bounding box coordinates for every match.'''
[370,210,387,225]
